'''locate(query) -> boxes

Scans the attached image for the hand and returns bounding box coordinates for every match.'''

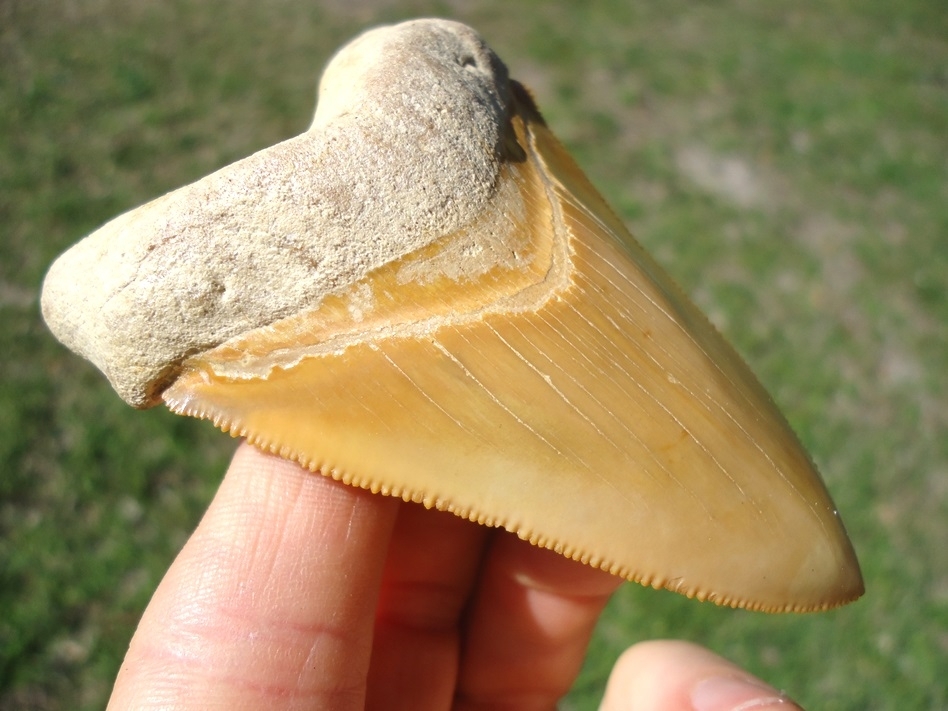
[107,443,800,710]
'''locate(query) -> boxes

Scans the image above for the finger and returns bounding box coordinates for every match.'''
[108,442,400,711]
[599,640,804,711]
[366,504,489,711]
[455,532,623,710]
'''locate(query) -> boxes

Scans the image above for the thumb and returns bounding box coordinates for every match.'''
[599,640,803,711]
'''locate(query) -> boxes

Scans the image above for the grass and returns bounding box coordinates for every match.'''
[2,0,946,708]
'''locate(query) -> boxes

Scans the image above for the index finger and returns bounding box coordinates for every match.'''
[108,442,400,711]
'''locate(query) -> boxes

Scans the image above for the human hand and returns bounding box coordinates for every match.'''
[107,443,801,710]
[107,442,619,709]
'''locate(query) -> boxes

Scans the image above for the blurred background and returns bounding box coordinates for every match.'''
[2,0,945,708]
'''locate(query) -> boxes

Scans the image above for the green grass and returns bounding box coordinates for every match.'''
[3,0,946,708]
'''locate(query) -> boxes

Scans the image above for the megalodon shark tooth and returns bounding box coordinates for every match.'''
[41,18,863,612]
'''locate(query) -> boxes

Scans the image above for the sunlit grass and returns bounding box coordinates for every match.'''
[2,1,946,708]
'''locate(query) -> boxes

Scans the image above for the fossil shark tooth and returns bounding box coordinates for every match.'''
[41,19,863,612]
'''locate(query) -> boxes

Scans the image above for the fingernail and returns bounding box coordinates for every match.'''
[692,675,802,711]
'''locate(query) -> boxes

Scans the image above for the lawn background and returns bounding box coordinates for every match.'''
[2,0,946,708]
